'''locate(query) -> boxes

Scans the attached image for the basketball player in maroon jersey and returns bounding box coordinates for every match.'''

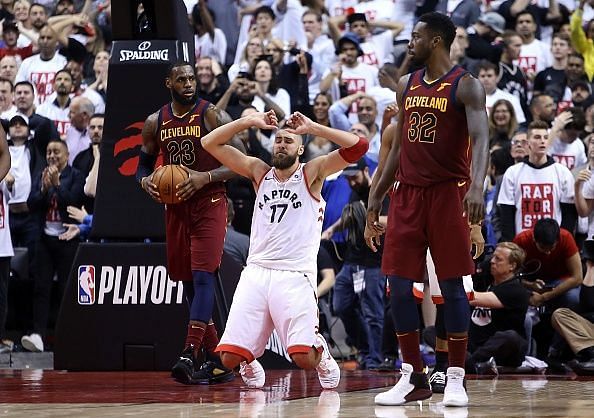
[366,12,489,406]
[136,62,244,385]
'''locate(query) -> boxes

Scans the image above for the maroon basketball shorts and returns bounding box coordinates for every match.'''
[382,181,474,281]
[165,192,227,280]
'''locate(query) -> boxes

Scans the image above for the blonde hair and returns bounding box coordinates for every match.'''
[496,242,526,272]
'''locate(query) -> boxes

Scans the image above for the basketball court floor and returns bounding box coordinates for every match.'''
[2,368,594,417]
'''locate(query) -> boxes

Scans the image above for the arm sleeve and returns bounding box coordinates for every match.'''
[561,202,578,233]
[328,101,352,131]
[499,204,517,242]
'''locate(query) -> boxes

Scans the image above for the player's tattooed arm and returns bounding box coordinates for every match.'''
[137,111,161,201]
[204,104,247,183]
[458,74,489,225]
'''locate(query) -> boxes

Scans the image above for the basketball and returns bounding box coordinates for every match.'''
[152,164,188,204]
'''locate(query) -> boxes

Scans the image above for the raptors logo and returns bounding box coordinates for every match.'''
[113,122,163,176]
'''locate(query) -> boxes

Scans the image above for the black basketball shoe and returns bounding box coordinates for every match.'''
[191,360,235,384]
[429,368,446,394]
[171,345,202,384]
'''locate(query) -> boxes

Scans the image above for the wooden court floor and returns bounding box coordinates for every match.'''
[2,369,594,417]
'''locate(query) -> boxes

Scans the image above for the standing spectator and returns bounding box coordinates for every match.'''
[0,55,17,83]
[36,68,72,138]
[498,30,529,119]
[14,80,59,155]
[15,24,66,103]
[570,79,593,110]
[0,19,36,61]
[191,2,227,65]
[548,107,588,170]
[497,121,576,241]
[21,138,85,352]
[510,131,530,163]
[302,9,335,103]
[479,60,527,125]
[304,92,335,161]
[13,0,33,48]
[64,95,92,165]
[515,11,553,81]
[465,12,505,64]
[85,50,109,100]
[6,114,42,282]
[72,111,101,211]
[227,35,263,82]
[28,2,47,34]
[319,33,379,122]
[534,33,573,110]
[0,77,16,119]
[571,0,594,81]
[0,122,12,355]
[216,74,257,121]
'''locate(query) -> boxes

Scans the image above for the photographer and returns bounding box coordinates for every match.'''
[250,56,290,121]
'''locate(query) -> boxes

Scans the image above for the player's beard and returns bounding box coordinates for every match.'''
[272,151,298,170]
[171,89,196,106]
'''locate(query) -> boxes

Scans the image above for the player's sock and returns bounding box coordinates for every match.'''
[447,335,468,369]
[203,322,220,357]
[396,331,424,372]
[185,322,206,353]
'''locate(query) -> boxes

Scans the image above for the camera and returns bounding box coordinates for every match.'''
[288,47,301,56]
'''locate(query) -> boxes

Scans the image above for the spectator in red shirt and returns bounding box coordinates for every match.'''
[513,218,583,311]
[0,20,35,61]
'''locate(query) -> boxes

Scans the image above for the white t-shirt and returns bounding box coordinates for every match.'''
[581,171,594,239]
[515,39,553,80]
[359,30,394,67]
[323,62,379,123]
[36,98,71,139]
[325,0,358,17]
[354,0,395,27]
[7,144,31,204]
[497,161,575,234]
[485,89,527,124]
[15,53,67,104]
[307,34,336,103]
[195,28,227,64]
[547,138,588,170]
[251,88,291,120]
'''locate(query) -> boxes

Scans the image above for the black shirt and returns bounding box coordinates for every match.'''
[469,277,530,351]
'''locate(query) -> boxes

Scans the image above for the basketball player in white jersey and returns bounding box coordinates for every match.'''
[202,110,369,389]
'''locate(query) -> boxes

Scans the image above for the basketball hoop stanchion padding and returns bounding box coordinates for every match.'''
[54,0,192,371]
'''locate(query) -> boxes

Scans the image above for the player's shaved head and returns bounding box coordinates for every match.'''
[275,129,303,145]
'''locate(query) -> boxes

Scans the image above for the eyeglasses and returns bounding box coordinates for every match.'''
[265,48,283,53]
[511,139,528,146]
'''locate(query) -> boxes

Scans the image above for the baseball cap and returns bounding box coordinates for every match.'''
[336,32,363,56]
[342,159,367,176]
[478,12,505,34]
[9,114,28,127]
[571,79,593,94]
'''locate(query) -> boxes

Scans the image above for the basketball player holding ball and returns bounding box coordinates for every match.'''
[136,61,244,385]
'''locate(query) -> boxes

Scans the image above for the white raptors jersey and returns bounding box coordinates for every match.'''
[247,164,326,276]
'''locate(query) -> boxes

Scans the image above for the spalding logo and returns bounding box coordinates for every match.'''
[113,122,163,176]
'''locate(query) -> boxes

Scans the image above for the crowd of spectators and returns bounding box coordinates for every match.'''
[1,0,594,378]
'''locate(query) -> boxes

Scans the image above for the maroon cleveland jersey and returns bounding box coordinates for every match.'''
[157,98,224,196]
[397,65,471,187]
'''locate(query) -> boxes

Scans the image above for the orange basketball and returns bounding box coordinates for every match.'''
[152,164,188,204]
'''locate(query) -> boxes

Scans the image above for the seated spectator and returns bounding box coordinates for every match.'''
[227,35,263,82]
[488,99,518,148]
[216,73,257,121]
[59,205,92,242]
[196,56,229,105]
[514,218,582,313]
[21,139,85,352]
[304,92,336,161]
[223,197,250,267]
[250,57,290,121]
[468,242,530,371]
[510,130,529,163]
[329,92,380,163]
[497,121,576,241]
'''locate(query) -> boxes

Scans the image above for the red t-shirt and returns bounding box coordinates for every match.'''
[513,228,579,282]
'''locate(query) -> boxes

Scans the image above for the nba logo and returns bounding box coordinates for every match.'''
[78,265,95,305]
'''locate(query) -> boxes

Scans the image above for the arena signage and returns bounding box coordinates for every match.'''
[115,40,172,62]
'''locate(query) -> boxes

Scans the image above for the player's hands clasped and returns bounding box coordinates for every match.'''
[176,167,208,201]
[248,110,278,130]
[364,198,386,252]
[285,111,314,135]
[141,172,162,203]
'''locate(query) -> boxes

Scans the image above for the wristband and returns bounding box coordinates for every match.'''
[208,171,212,183]
[338,137,369,163]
